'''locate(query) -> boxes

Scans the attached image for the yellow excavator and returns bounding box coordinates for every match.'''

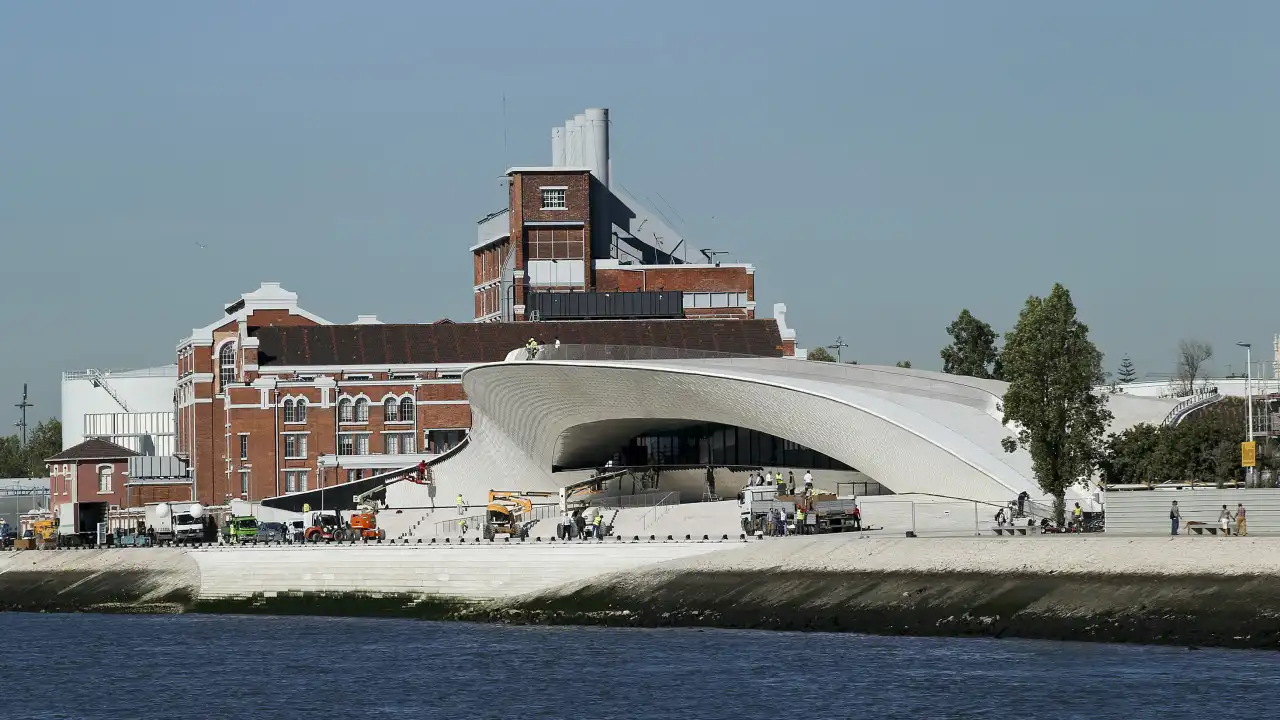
[483,490,558,540]
[32,518,58,550]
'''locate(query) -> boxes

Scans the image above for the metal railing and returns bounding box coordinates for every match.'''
[63,366,177,380]
[587,490,681,510]
[528,344,764,363]
[1163,390,1223,426]
[850,499,1060,537]
[637,492,682,531]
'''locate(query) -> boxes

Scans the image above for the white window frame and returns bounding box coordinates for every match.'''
[217,341,237,390]
[239,433,249,461]
[383,397,399,423]
[399,396,415,423]
[97,464,113,494]
[354,397,369,423]
[540,187,567,210]
[239,468,250,496]
[338,397,354,423]
[283,433,308,459]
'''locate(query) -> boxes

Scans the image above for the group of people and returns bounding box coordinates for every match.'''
[1168,500,1247,536]
[557,510,605,540]
[748,469,814,497]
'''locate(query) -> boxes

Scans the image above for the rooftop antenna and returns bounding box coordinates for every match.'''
[700,248,728,266]
[15,383,32,448]
[827,336,848,364]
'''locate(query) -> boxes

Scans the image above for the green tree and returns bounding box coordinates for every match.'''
[806,347,836,362]
[941,309,1002,379]
[0,435,23,478]
[23,419,62,477]
[1116,356,1138,384]
[1000,284,1112,523]
[894,360,912,369]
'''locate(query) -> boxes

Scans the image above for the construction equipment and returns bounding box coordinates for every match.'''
[483,490,557,540]
[224,516,259,544]
[303,510,348,542]
[32,518,57,549]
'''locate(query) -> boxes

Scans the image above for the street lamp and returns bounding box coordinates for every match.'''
[1238,342,1253,485]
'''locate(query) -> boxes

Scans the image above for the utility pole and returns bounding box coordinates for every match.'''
[827,336,848,364]
[15,383,32,448]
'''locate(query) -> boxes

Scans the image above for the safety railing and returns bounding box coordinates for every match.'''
[526,344,763,362]
[852,499,1072,537]
[1163,390,1222,426]
[638,492,682,531]
[588,490,681,510]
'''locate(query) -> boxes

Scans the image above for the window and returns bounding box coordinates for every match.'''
[338,398,354,423]
[285,470,309,493]
[283,399,295,423]
[354,397,369,422]
[294,399,307,423]
[338,433,369,456]
[239,434,249,460]
[399,397,415,423]
[239,469,250,496]
[284,434,308,459]
[218,342,236,389]
[347,469,364,483]
[390,373,416,381]
[346,374,372,381]
[425,429,467,454]
[97,466,112,493]
[541,188,566,210]
[385,432,415,455]
[383,397,398,423]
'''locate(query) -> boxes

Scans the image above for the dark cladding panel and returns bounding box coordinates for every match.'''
[528,291,682,320]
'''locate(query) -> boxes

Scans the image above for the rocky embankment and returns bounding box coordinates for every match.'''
[464,536,1280,650]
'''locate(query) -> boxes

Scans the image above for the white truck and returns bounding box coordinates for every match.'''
[143,502,212,545]
[738,484,796,534]
[738,484,862,534]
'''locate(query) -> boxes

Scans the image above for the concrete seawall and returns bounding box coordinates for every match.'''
[6,537,1280,649]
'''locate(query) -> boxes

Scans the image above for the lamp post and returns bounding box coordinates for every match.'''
[828,336,848,364]
[1238,342,1253,485]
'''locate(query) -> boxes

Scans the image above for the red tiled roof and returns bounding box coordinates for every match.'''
[46,438,140,462]
[256,320,784,367]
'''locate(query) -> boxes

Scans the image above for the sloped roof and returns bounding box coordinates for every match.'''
[255,320,785,367]
[46,438,141,462]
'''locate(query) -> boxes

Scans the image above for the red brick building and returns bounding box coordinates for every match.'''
[176,283,795,506]
[46,438,139,509]
[474,108,755,323]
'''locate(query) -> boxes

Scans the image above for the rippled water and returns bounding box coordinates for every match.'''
[4,614,1279,720]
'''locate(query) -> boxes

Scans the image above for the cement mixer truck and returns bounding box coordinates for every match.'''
[144,502,215,545]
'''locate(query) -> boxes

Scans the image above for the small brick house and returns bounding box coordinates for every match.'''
[46,438,140,509]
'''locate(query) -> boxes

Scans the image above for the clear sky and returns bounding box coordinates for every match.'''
[3,0,1277,423]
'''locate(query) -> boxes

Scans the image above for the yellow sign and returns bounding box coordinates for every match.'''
[1242,441,1257,468]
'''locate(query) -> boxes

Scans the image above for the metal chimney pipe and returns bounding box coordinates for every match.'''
[585,108,609,186]
[551,127,565,167]
[574,113,588,168]
[564,118,579,166]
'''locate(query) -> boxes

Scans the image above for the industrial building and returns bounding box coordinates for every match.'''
[60,366,177,454]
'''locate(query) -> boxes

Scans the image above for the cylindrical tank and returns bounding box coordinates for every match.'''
[551,127,565,167]
[573,113,588,168]
[564,118,579,166]
[585,108,609,186]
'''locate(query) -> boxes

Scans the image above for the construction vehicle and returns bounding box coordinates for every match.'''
[303,510,349,542]
[224,516,259,544]
[738,484,862,534]
[483,490,558,540]
[32,518,58,550]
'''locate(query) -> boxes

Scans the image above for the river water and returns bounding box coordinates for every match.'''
[3,614,1278,720]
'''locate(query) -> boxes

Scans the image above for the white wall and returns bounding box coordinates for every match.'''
[61,367,177,449]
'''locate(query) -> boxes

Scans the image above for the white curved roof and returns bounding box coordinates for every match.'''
[386,357,1178,509]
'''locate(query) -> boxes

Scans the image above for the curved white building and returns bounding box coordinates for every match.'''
[378,356,1179,508]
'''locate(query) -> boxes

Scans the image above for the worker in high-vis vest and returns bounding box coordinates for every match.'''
[525,338,539,360]
[456,494,464,515]
[796,507,806,535]
[592,513,603,541]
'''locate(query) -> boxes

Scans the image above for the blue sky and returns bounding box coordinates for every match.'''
[3,0,1278,423]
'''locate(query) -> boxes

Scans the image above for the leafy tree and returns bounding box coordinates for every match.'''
[941,309,1001,379]
[1116,356,1137,384]
[806,347,836,362]
[1175,340,1213,395]
[1099,399,1248,488]
[895,360,912,369]
[0,435,23,478]
[0,419,61,478]
[999,284,1112,523]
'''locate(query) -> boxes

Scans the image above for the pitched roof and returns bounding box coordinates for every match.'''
[46,438,141,462]
[256,319,785,367]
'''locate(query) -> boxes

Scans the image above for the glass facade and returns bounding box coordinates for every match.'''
[585,423,854,471]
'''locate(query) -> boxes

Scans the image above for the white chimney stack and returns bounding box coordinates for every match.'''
[585,108,609,186]
[551,127,565,167]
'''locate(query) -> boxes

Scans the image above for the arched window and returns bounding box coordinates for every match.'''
[282,399,295,423]
[383,397,398,423]
[97,465,113,493]
[295,398,307,423]
[354,397,369,422]
[399,397,415,423]
[338,397,354,423]
[218,342,236,389]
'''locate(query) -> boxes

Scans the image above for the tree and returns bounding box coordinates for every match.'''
[1116,356,1137,384]
[1099,399,1248,489]
[23,419,61,477]
[895,360,912,369]
[1175,340,1213,395]
[941,310,1001,379]
[806,347,836,362]
[999,284,1112,523]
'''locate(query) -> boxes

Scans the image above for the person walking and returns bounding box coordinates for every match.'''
[1219,505,1233,536]
[1235,503,1247,537]
[456,494,465,515]
[1071,502,1083,531]
[1169,500,1181,536]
